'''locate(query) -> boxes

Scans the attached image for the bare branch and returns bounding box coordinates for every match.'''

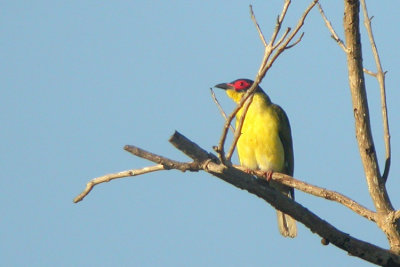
[270,0,291,47]
[285,32,305,49]
[75,130,400,264]
[124,145,200,172]
[259,0,319,77]
[169,131,400,266]
[273,27,291,49]
[318,3,348,52]
[249,5,267,47]
[360,0,391,183]
[235,166,377,222]
[343,0,400,253]
[210,88,235,133]
[74,143,207,203]
[169,131,219,164]
[363,68,377,77]
[73,165,166,203]
[209,161,399,266]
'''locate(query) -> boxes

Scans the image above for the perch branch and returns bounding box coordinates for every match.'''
[74,130,399,264]
[171,131,377,222]
[235,166,377,222]
[169,131,400,266]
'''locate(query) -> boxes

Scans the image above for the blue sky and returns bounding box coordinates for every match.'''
[2,1,400,266]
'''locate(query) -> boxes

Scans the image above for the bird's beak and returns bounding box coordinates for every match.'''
[215,83,234,90]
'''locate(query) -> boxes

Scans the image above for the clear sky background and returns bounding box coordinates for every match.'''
[2,1,400,266]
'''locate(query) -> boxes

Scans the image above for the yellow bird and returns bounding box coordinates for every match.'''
[215,78,297,238]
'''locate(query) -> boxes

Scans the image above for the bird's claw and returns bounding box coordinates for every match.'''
[262,170,274,182]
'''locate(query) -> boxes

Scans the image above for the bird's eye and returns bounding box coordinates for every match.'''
[236,81,245,88]
[234,80,250,91]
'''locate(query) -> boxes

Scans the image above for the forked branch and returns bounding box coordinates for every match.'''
[217,0,319,164]
[317,3,348,52]
[74,131,399,265]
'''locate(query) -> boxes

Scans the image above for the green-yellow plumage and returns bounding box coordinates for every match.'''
[216,79,297,238]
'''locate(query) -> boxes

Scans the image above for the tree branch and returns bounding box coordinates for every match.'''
[74,129,399,264]
[234,166,377,222]
[318,3,348,52]
[169,131,400,266]
[210,88,235,134]
[360,0,391,183]
[124,145,201,171]
[343,0,400,253]
[249,5,267,47]
[73,165,166,203]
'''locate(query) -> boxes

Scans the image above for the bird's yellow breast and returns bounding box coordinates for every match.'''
[227,90,285,172]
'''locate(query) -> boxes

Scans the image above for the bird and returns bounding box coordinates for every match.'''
[214,78,297,238]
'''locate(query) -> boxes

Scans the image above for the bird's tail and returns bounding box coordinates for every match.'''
[276,210,297,238]
[270,180,297,238]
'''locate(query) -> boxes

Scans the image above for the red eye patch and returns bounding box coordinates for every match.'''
[233,80,251,91]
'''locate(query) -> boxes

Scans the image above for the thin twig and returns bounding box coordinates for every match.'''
[210,88,235,133]
[270,0,291,47]
[258,1,290,72]
[273,27,291,49]
[360,0,391,182]
[318,3,348,53]
[285,32,305,49]
[363,68,376,77]
[250,5,267,47]
[261,0,319,76]
[73,165,166,203]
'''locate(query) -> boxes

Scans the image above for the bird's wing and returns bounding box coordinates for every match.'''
[272,103,294,198]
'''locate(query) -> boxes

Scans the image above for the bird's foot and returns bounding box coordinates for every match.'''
[261,170,274,182]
